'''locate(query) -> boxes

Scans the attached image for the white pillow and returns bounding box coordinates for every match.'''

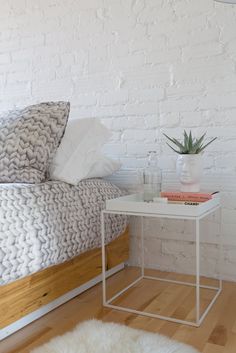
[86,155,121,179]
[49,118,120,185]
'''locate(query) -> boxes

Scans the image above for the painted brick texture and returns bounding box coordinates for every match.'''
[0,0,236,280]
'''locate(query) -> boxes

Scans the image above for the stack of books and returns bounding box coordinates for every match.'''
[160,191,219,206]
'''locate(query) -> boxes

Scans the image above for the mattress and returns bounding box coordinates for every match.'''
[0,179,126,286]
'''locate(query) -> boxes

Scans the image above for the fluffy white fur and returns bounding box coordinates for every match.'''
[31,319,199,353]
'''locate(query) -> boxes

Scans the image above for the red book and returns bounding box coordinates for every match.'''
[160,191,219,203]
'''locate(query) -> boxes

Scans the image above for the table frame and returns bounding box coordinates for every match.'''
[101,204,222,327]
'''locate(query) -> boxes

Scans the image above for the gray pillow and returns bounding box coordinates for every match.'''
[0,101,70,183]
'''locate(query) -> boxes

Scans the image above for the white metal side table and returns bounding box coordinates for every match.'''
[101,193,222,327]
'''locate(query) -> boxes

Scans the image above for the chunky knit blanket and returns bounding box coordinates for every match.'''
[0,179,126,286]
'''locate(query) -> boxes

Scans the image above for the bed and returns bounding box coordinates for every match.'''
[0,178,129,340]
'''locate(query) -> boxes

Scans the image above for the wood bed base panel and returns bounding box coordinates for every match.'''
[0,228,129,329]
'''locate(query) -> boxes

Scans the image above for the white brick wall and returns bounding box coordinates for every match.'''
[1,0,236,280]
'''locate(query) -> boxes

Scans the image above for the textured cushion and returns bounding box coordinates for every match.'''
[0,101,70,183]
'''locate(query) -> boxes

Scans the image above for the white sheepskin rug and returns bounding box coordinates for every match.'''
[31,319,199,353]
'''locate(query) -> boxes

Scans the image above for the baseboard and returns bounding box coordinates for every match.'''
[0,263,124,341]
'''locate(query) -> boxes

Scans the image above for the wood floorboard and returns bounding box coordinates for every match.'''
[1,268,236,353]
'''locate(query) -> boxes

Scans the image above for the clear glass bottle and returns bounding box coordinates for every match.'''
[143,151,162,202]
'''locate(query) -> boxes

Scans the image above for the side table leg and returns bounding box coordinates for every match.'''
[101,211,106,306]
[196,218,200,325]
[141,216,145,277]
[219,207,223,291]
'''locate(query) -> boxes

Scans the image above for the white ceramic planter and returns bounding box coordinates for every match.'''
[176,154,203,192]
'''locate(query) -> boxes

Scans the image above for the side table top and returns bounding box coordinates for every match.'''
[105,193,220,218]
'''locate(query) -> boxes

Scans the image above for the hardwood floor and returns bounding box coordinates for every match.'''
[1,268,236,353]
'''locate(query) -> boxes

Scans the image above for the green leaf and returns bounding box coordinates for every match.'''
[172,138,186,150]
[198,137,217,152]
[184,130,189,150]
[163,133,185,152]
[163,133,177,145]
[193,133,206,150]
[194,144,203,154]
[189,131,193,151]
[166,143,182,154]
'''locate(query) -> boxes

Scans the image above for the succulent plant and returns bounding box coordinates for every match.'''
[164,130,217,154]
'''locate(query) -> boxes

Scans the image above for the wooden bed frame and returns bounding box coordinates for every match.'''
[0,228,129,340]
